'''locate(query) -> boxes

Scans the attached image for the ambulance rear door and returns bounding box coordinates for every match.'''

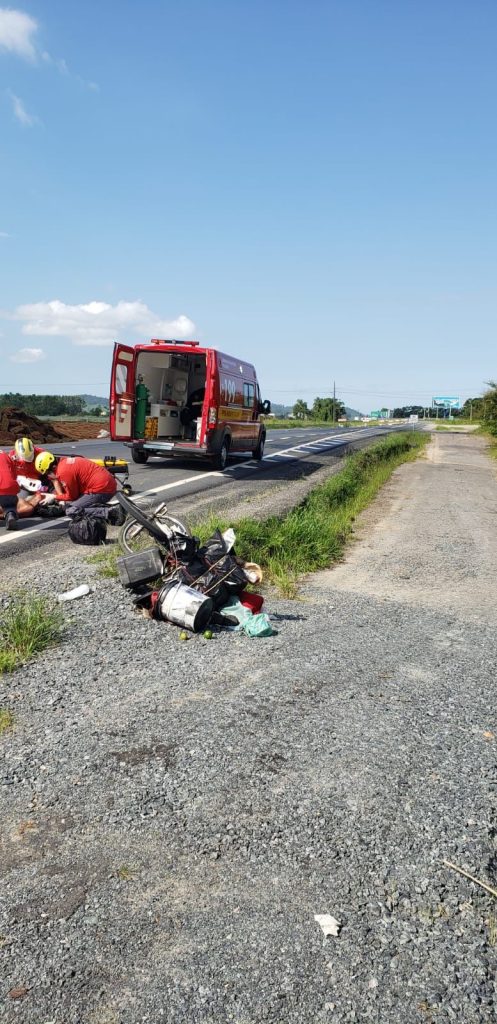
[110,343,137,440]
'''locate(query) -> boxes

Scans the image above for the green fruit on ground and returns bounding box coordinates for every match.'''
[179,631,189,640]
[203,630,213,640]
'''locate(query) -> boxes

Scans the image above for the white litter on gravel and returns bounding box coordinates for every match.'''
[314,914,341,937]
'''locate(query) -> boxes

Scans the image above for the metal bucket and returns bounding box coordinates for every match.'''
[156,581,213,632]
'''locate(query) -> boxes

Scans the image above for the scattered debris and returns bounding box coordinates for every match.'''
[115,497,274,638]
[314,914,341,937]
[57,584,91,603]
[8,986,29,1000]
[17,820,38,837]
[443,859,497,899]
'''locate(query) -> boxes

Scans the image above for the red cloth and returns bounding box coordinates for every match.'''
[239,591,264,613]
[9,445,45,480]
[0,452,20,496]
[54,457,117,502]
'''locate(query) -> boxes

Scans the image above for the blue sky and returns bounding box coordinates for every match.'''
[1,0,496,412]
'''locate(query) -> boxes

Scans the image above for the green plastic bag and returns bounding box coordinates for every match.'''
[241,612,273,638]
[220,598,274,637]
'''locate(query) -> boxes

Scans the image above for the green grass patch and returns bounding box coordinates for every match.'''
[0,593,64,674]
[0,708,14,733]
[87,545,120,578]
[197,432,427,596]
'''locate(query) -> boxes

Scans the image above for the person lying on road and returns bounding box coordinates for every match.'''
[35,452,117,515]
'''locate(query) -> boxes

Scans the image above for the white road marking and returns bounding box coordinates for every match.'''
[0,518,67,546]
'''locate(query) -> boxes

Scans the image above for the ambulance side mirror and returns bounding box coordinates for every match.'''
[258,400,271,415]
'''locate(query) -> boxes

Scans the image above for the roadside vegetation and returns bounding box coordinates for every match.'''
[470,382,497,457]
[200,432,427,596]
[90,433,427,591]
[263,417,351,430]
[0,594,64,674]
[0,708,14,734]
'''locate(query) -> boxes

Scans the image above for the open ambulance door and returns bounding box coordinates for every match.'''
[110,343,136,440]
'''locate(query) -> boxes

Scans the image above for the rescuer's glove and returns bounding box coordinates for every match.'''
[40,493,56,505]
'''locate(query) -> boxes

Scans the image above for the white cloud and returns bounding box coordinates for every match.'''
[0,7,37,61]
[11,299,196,347]
[0,230,10,237]
[0,8,99,89]
[10,346,45,363]
[8,89,39,126]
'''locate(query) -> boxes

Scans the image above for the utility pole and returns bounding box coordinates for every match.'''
[333,380,336,424]
[470,400,473,422]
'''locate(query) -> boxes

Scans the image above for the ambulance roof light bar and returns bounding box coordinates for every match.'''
[150,338,199,346]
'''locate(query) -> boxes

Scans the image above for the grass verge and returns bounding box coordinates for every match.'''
[263,418,365,430]
[0,593,64,674]
[198,432,427,596]
[475,424,497,458]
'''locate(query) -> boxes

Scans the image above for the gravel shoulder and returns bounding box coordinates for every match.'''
[1,431,497,1023]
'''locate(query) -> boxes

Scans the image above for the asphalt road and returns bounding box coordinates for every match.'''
[0,424,397,553]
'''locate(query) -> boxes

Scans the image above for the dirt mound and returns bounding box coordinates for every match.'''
[0,407,71,446]
[52,420,110,440]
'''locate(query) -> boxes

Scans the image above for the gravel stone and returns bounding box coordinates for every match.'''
[1,431,496,1022]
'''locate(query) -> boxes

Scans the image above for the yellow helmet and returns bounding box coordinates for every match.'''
[35,451,56,475]
[14,437,35,462]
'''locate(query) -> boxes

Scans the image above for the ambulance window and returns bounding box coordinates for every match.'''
[243,383,255,408]
[115,363,129,395]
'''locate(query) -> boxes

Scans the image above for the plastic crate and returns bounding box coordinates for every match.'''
[116,546,164,587]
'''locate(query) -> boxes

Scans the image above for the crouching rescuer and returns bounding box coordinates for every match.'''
[0,451,20,530]
[35,452,117,515]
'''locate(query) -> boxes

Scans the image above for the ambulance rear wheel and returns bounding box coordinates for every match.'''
[131,448,149,464]
[212,438,230,471]
[252,432,265,461]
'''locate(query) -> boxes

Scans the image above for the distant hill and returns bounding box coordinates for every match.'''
[270,403,292,417]
[80,394,109,409]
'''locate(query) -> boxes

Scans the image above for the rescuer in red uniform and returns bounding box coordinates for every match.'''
[9,437,45,483]
[0,451,20,530]
[35,452,117,515]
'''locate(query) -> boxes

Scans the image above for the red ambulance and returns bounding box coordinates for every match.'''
[110,339,270,470]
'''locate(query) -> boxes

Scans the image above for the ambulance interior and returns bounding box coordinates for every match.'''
[135,350,207,441]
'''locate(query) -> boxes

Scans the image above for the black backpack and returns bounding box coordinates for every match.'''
[68,510,108,546]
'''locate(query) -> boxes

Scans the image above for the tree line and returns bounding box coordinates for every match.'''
[0,393,91,416]
[292,382,497,432]
[292,397,346,421]
[392,384,497,428]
